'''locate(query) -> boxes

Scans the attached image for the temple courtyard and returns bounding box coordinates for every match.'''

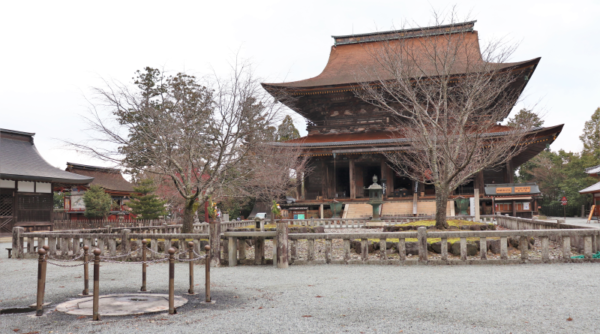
[1,251,599,333]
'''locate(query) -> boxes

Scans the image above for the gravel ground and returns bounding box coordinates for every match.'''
[1,254,600,333]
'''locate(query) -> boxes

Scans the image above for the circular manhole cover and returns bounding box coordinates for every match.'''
[56,294,187,316]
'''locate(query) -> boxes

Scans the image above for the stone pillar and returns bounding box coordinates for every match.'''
[209,222,221,267]
[320,204,324,219]
[276,222,288,268]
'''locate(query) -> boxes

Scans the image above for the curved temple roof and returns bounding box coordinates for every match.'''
[66,162,134,193]
[262,21,540,92]
[0,129,94,184]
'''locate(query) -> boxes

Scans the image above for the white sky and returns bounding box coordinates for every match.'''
[1,0,599,170]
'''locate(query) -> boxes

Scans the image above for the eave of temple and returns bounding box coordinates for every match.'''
[274,124,563,169]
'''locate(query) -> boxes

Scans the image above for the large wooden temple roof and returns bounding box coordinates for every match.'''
[262,21,540,93]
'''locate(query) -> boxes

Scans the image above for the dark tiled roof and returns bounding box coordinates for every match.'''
[0,129,94,184]
[66,163,134,193]
[262,22,540,90]
[271,125,563,149]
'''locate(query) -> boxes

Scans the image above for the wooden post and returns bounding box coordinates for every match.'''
[349,159,356,199]
[417,227,427,263]
[41,245,48,303]
[92,248,101,321]
[141,239,147,292]
[36,248,46,316]
[512,200,516,218]
[205,245,211,302]
[474,188,480,222]
[188,242,195,295]
[276,222,289,268]
[82,245,90,296]
[168,248,176,315]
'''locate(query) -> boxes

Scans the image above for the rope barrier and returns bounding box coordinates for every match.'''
[34,244,213,319]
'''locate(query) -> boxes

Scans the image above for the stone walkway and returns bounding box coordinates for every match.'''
[1,256,600,333]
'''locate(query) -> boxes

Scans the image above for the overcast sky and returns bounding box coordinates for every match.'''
[1,0,599,170]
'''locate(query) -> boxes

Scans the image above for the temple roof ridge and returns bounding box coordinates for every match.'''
[332,20,477,46]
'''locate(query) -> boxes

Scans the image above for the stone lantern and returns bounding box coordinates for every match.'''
[366,175,383,221]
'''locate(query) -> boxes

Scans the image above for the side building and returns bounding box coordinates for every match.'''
[62,163,135,220]
[0,129,93,233]
[262,22,563,219]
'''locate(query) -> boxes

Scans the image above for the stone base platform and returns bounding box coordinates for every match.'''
[56,294,187,316]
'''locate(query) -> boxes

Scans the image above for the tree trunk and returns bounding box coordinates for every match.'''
[182,199,195,233]
[435,186,450,229]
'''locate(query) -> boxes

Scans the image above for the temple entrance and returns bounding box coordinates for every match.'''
[393,174,413,198]
[335,166,350,198]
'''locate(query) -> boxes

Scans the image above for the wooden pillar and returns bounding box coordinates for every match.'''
[512,200,516,217]
[321,160,327,199]
[301,172,305,200]
[387,164,394,197]
[474,188,480,222]
[506,160,514,183]
[333,155,337,198]
[476,171,485,195]
[349,159,356,199]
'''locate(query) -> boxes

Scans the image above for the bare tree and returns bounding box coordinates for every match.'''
[244,142,312,223]
[70,61,288,233]
[355,14,538,228]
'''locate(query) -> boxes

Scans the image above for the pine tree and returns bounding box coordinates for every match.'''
[506,109,544,128]
[580,107,600,155]
[83,185,112,218]
[128,179,168,219]
[276,115,300,141]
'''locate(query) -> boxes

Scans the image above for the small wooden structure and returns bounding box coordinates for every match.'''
[579,165,600,218]
[62,163,135,220]
[485,183,541,218]
[0,129,93,233]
